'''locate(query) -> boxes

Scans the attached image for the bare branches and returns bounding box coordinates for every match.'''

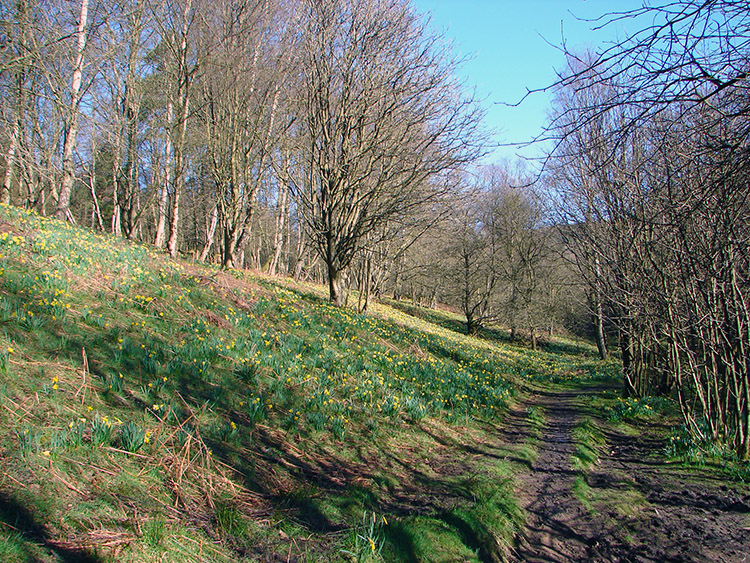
[548,0,750,457]
[286,0,486,305]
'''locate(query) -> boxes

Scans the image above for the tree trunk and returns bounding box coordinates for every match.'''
[232,186,257,267]
[56,0,89,221]
[87,138,104,231]
[621,329,637,397]
[293,229,308,280]
[267,186,288,275]
[123,97,139,239]
[327,262,345,307]
[428,286,438,309]
[110,158,122,235]
[167,0,192,259]
[167,172,181,257]
[595,307,609,360]
[466,314,480,336]
[2,117,19,205]
[392,259,402,300]
[2,0,30,206]
[594,258,609,359]
[154,102,174,248]
[221,223,239,269]
[199,203,218,262]
[358,254,372,314]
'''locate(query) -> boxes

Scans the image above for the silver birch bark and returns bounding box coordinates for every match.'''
[266,184,288,275]
[166,0,192,259]
[55,0,89,221]
[154,101,173,248]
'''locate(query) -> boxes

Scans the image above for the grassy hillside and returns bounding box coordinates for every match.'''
[0,203,613,562]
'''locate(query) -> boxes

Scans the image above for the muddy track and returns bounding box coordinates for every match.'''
[508,387,750,563]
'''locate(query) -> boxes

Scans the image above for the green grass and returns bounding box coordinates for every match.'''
[384,516,481,562]
[605,396,673,423]
[570,416,603,514]
[571,417,604,472]
[665,424,750,482]
[0,203,618,561]
[569,414,651,541]
[570,392,680,549]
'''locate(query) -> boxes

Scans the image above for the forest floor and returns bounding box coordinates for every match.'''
[508,384,750,563]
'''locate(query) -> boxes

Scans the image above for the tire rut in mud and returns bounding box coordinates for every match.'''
[511,389,599,562]
[507,387,750,563]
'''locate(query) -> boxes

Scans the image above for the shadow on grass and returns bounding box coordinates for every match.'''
[382,520,420,563]
[440,511,495,563]
[386,299,468,335]
[277,494,344,533]
[0,491,103,563]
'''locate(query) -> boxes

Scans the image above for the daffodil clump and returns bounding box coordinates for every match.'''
[606,395,672,422]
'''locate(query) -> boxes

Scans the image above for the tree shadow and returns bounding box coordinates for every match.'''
[0,490,103,563]
[385,299,468,335]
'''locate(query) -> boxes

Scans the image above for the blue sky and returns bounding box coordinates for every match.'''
[410,0,640,164]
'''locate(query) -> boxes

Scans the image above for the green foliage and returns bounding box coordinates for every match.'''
[341,511,386,562]
[0,531,36,563]
[665,424,750,481]
[142,518,166,547]
[383,516,481,563]
[215,502,247,538]
[66,419,86,448]
[91,415,113,446]
[606,396,672,422]
[118,421,145,453]
[15,426,40,454]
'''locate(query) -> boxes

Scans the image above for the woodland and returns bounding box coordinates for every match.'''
[0,0,748,472]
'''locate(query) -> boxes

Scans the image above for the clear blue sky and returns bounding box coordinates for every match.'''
[410,0,641,165]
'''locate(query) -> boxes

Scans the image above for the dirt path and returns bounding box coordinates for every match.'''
[508,387,750,563]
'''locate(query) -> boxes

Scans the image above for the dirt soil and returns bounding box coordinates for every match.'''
[508,387,750,563]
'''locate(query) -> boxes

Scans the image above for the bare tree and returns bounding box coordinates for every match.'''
[547,1,750,457]
[0,0,33,206]
[289,0,485,306]
[485,171,547,349]
[452,192,498,336]
[195,0,297,269]
[266,174,289,276]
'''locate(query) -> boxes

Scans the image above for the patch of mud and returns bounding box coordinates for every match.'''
[511,390,599,562]
[509,388,750,563]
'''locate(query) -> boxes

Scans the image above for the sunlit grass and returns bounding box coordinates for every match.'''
[0,203,619,561]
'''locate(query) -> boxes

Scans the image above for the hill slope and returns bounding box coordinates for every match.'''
[0,203,614,562]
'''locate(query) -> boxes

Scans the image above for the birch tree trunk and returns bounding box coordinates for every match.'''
[1,0,31,206]
[199,203,218,262]
[154,101,173,248]
[2,119,19,205]
[266,184,288,275]
[56,0,89,221]
[166,0,193,259]
[87,136,104,230]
